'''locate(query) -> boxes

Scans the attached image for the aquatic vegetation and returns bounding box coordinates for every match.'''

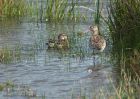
[94,0,101,25]
[0,81,14,91]
[76,31,84,37]
[105,0,140,98]
[0,48,13,63]
[45,0,86,22]
[45,0,68,22]
[108,67,140,99]
[93,72,139,99]
[0,0,88,22]
[0,81,40,98]
[106,0,140,78]
[0,84,4,91]
[0,46,22,64]
[0,0,27,17]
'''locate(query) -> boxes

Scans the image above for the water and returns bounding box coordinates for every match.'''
[0,0,112,99]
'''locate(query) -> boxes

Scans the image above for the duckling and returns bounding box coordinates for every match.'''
[56,42,63,49]
[58,33,68,41]
[56,40,69,50]
[46,39,56,49]
[57,33,69,50]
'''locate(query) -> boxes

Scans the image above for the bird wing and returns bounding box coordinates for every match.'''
[90,35,106,50]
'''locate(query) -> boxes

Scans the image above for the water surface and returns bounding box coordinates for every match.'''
[0,0,112,99]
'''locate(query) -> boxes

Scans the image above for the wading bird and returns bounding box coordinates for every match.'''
[89,25,106,52]
[89,25,106,66]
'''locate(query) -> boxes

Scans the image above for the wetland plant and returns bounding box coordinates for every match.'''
[45,0,69,22]
[105,0,140,98]
[45,0,86,22]
[0,0,27,17]
[0,48,13,63]
[0,81,14,91]
[107,0,140,78]
[0,0,87,22]
[0,46,22,64]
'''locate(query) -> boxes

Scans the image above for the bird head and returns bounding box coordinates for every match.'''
[89,25,99,35]
[58,33,68,41]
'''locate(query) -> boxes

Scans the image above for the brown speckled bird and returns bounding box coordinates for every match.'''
[89,25,106,52]
[88,25,106,66]
[57,33,69,50]
[46,39,56,49]
[58,33,68,41]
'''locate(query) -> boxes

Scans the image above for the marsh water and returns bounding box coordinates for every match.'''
[0,0,113,99]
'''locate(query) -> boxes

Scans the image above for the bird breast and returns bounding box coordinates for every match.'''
[89,35,106,51]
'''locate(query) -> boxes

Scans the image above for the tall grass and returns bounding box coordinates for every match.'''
[45,0,69,22]
[45,0,86,22]
[105,0,140,98]
[0,0,88,22]
[0,48,13,64]
[94,0,100,25]
[0,0,27,17]
[107,0,140,77]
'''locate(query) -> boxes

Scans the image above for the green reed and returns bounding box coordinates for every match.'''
[104,0,140,98]
[0,0,28,17]
[0,47,14,64]
[94,0,101,25]
[45,0,68,22]
[45,0,86,22]
[106,0,140,77]
[0,0,87,22]
[0,81,14,91]
[0,45,36,64]
[0,48,13,64]
[109,66,139,99]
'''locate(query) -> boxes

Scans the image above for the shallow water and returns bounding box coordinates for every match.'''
[0,21,112,99]
[0,0,112,99]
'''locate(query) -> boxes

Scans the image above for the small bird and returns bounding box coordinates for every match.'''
[58,33,68,41]
[46,33,69,50]
[46,39,56,49]
[57,33,69,50]
[89,25,106,52]
[88,25,106,66]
